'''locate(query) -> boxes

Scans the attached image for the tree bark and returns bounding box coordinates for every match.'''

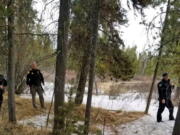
[141,56,148,75]
[7,0,16,123]
[53,0,70,134]
[174,78,180,104]
[173,77,180,135]
[173,102,180,135]
[145,0,171,114]
[84,0,100,134]
[75,44,91,104]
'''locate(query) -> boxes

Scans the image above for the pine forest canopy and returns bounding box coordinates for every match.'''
[0,0,179,81]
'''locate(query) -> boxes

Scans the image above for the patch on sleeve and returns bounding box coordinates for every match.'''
[158,83,162,87]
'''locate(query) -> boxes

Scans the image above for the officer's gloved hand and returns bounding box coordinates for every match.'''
[162,99,165,104]
[0,85,3,89]
[0,85,4,94]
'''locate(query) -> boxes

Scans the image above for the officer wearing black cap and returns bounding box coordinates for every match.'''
[157,73,175,122]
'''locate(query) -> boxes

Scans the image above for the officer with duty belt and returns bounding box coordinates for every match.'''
[26,62,45,108]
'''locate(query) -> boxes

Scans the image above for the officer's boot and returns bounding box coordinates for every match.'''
[32,94,37,108]
[157,109,163,122]
[169,108,175,120]
[157,114,162,122]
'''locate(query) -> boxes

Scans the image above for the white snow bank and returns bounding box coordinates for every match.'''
[21,82,152,112]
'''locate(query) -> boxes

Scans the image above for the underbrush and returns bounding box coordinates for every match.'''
[107,81,158,98]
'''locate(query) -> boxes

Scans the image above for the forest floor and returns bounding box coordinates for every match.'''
[1,81,177,135]
[20,82,178,135]
[0,95,51,135]
[0,91,143,135]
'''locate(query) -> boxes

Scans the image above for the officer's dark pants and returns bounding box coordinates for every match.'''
[0,89,4,111]
[30,85,45,108]
[0,95,3,110]
[157,99,174,122]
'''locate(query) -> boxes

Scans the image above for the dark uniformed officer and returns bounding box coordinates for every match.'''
[0,75,7,110]
[26,62,45,108]
[157,73,175,122]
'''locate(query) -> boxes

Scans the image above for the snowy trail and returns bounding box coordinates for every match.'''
[21,82,177,135]
[112,116,175,135]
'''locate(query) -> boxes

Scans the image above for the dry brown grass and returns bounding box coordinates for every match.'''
[74,105,144,126]
[0,122,50,135]
[0,95,51,120]
[98,80,158,96]
[73,105,144,134]
[0,96,51,135]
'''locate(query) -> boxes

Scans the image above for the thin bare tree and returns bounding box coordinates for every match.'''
[145,0,171,114]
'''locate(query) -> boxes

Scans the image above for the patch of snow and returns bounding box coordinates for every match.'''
[18,114,53,128]
[111,115,175,135]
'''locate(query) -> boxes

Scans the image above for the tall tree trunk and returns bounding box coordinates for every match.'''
[174,78,180,104]
[141,57,148,75]
[173,77,180,135]
[53,0,70,134]
[173,102,180,135]
[7,0,16,123]
[145,0,171,114]
[84,0,100,134]
[75,44,91,104]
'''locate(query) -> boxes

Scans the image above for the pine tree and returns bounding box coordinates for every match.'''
[53,0,70,134]
[84,0,100,134]
[7,0,17,122]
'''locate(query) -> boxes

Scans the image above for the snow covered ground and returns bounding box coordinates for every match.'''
[21,82,177,135]
[18,114,53,128]
[101,115,176,135]
[22,82,151,111]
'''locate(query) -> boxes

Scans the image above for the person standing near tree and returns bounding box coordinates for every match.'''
[157,73,175,122]
[26,62,45,108]
[0,75,7,110]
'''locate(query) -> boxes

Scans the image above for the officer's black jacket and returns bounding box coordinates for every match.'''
[0,76,7,97]
[158,79,172,100]
[0,79,7,87]
[26,69,44,86]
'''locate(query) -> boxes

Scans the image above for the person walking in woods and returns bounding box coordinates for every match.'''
[26,62,45,108]
[157,73,175,122]
[0,75,7,110]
